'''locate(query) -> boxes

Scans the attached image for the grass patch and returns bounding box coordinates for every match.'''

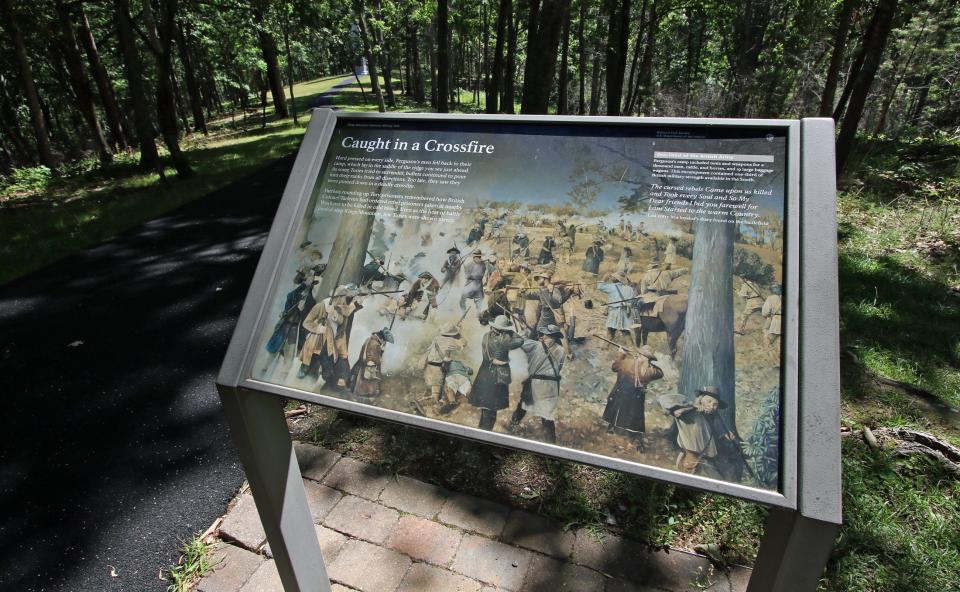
[162,534,213,592]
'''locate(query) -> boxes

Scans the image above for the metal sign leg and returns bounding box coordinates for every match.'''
[746,507,840,592]
[219,386,332,592]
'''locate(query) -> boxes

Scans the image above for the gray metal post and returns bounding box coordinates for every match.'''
[747,117,843,591]
[218,386,332,592]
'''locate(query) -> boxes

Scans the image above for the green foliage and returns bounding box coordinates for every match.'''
[162,534,213,592]
[0,166,53,196]
[743,387,780,489]
[733,248,775,286]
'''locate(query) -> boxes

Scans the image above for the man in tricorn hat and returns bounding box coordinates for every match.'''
[660,386,739,480]
[602,345,663,451]
[460,249,487,316]
[537,234,557,265]
[469,315,525,430]
[298,285,364,386]
[401,271,440,320]
[582,239,604,275]
[349,327,394,398]
[424,324,465,412]
[510,324,566,443]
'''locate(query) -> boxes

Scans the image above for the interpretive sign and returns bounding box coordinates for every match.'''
[217,110,840,592]
[219,109,812,507]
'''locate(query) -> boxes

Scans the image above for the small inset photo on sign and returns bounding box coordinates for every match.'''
[250,117,788,492]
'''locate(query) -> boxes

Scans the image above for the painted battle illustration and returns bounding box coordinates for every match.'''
[251,118,788,491]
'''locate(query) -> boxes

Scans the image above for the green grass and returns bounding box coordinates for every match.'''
[162,534,214,592]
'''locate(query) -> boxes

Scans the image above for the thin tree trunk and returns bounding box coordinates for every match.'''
[355,0,386,112]
[427,24,439,108]
[411,22,426,103]
[376,0,396,107]
[604,0,630,116]
[78,5,130,149]
[521,0,571,114]
[504,9,518,113]
[726,0,771,117]
[836,0,898,175]
[116,0,158,168]
[557,7,570,114]
[56,0,112,164]
[633,0,656,115]
[577,0,586,114]
[488,0,511,113]
[175,21,206,134]
[819,0,859,117]
[437,0,450,112]
[623,0,648,115]
[1,0,55,167]
[282,16,299,123]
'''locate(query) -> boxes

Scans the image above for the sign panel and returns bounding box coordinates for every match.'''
[224,110,800,507]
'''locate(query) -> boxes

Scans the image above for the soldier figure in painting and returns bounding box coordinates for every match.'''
[662,386,740,481]
[664,236,679,267]
[558,231,573,264]
[640,262,688,298]
[582,239,604,276]
[512,232,530,261]
[460,249,487,316]
[598,271,638,345]
[424,324,465,413]
[401,271,440,319]
[469,315,525,430]
[298,286,363,387]
[441,246,462,284]
[537,234,557,264]
[349,328,394,398]
[360,255,386,287]
[735,279,765,335]
[762,283,782,364]
[511,324,566,443]
[602,345,663,451]
[467,223,483,246]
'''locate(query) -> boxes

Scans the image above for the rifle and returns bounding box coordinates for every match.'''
[354,289,404,297]
[328,247,352,299]
[601,294,646,307]
[591,333,638,356]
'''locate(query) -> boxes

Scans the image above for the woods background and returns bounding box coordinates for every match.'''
[0,0,957,182]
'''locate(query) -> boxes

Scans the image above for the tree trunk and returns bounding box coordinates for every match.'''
[55,0,112,164]
[819,0,859,117]
[504,9,518,113]
[437,0,450,112]
[487,0,511,113]
[557,6,570,114]
[726,0,771,117]
[427,23,439,108]
[355,0,386,112]
[678,218,737,439]
[623,0,648,115]
[604,0,630,116]
[410,21,426,103]
[144,0,192,177]
[632,0,656,115]
[1,0,55,167]
[116,0,159,168]
[521,0,571,114]
[175,20,207,134]
[836,0,898,175]
[577,0,587,114]
[376,0,396,108]
[78,5,130,149]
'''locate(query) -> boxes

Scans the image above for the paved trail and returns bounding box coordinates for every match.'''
[0,101,343,592]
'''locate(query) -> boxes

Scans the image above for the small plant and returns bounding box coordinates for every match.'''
[0,165,53,196]
[162,534,213,592]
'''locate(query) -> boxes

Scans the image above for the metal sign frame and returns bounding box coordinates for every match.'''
[216,110,841,592]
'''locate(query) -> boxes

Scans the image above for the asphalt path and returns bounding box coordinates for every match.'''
[0,78,354,591]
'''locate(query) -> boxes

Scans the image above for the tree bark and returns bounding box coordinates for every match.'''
[577,0,587,114]
[1,0,55,167]
[604,0,630,116]
[726,0,771,117]
[487,0,511,113]
[557,6,570,114]
[355,0,386,112]
[521,0,571,114]
[504,8,518,113]
[409,21,426,103]
[78,5,130,149]
[437,0,450,112]
[632,0,656,115]
[623,0,648,115]
[116,0,159,168]
[282,15,299,124]
[836,0,898,175]
[819,0,859,117]
[175,20,207,134]
[55,0,112,164]
[678,218,738,440]
[427,23,439,108]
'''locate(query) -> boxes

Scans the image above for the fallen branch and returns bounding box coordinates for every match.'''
[874,427,960,476]
[284,405,308,418]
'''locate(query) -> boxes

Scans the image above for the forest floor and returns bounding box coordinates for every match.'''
[2,80,957,592]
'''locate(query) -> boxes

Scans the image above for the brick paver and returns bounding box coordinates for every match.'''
[304,480,343,523]
[238,560,282,592]
[728,566,751,592]
[502,510,575,559]
[379,474,450,518]
[451,533,534,591]
[521,554,605,592]
[324,494,400,544]
[572,530,648,581]
[322,457,392,499]
[397,562,484,592]
[219,492,266,551]
[439,493,510,537]
[387,515,463,565]
[327,539,412,592]
[196,542,264,592]
[295,442,341,481]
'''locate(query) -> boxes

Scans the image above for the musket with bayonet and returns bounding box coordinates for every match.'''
[353,289,405,297]
[591,333,639,355]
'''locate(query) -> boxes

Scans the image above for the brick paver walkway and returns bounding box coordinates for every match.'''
[196,442,751,592]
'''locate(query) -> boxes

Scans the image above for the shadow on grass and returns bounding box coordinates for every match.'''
[839,245,960,409]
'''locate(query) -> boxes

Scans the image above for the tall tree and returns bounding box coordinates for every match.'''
[487,0,511,113]
[116,0,159,168]
[727,0,772,117]
[604,0,630,116]
[78,5,130,149]
[520,0,571,114]
[254,2,289,118]
[1,0,55,167]
[836,0,899,174]
[175,20,207,134]
[503,6,518,113]
[355,0,386,112]
[577,0,586,114]
[436,0,450,112]
[557,4,570,114]
[819,0,860,117]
